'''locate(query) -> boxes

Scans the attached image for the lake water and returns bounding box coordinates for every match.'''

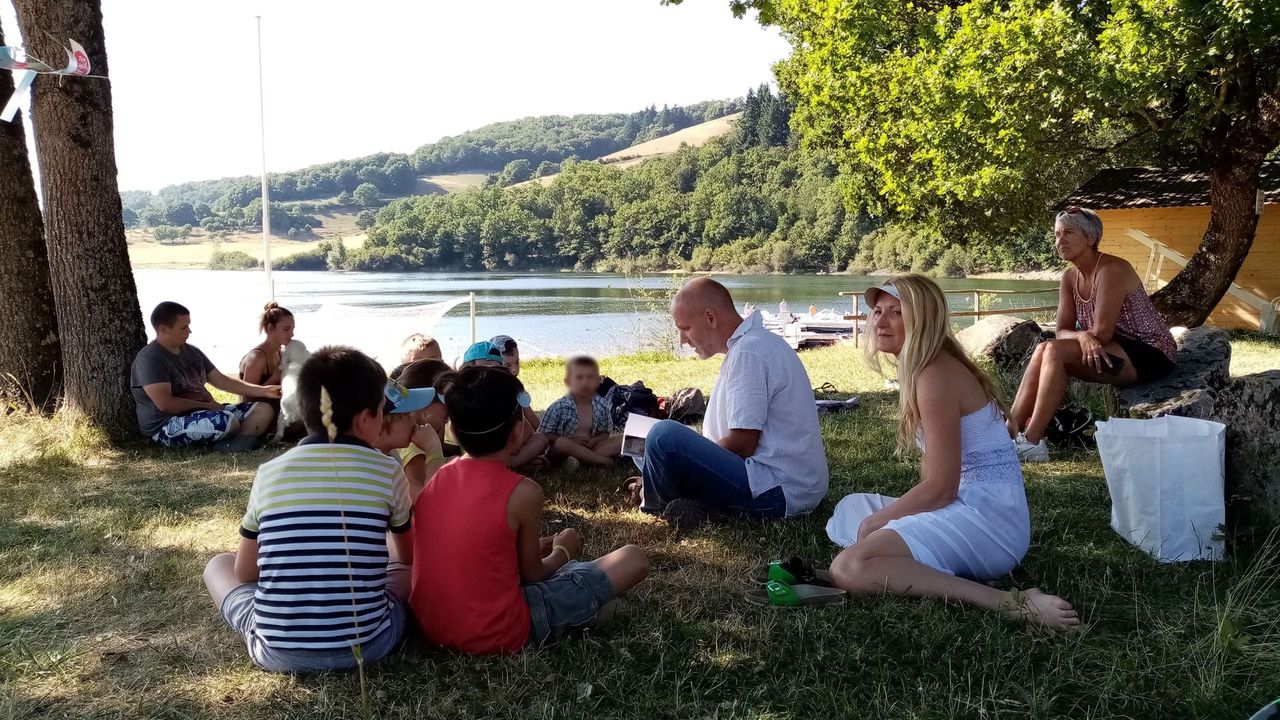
[133,270,1056,371]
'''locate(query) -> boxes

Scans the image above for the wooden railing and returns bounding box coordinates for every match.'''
[1129,228,1278,335]
[839,287,1059,347]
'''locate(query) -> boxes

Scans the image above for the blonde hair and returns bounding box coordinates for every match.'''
[400,333,441,363]
[863,274,1008,455]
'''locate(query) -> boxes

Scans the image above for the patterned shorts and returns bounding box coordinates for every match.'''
[151,402,256,447]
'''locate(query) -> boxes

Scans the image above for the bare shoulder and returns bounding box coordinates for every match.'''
[916,358,963,397]
[1099,253,1141,287]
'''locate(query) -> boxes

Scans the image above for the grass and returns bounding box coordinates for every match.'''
[127,232,366,270]
[3,343,1280,719]
[1229,330,1280,377]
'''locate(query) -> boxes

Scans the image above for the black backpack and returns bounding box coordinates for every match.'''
[1045,405,1096,450]
[599,377,661,427]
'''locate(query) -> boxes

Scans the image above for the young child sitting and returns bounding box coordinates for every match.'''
[539,356,623,467]
[465,339,550,470]
[201,345,415,673]
[400,333,443,364]
[410,366,650,655]
[389,360,456,495]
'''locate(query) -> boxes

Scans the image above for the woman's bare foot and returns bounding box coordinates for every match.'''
[1006,588,1081,630]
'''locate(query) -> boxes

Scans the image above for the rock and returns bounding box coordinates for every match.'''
[957,315,1044,376]
[1211,370,1280,526]
[1117,326,1232,419]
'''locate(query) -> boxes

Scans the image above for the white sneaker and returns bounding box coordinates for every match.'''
[1014,433,1049,463]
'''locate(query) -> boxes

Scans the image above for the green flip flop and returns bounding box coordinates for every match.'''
[754,557,834,587]
[745,580,847,607]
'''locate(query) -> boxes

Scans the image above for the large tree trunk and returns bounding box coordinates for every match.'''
[0,21,62,414]
[1149,160,1264,328]
[1151,71,1280,328]
[13,0,146,441]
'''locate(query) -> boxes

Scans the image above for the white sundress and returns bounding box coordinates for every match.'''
[825,401,1030,581]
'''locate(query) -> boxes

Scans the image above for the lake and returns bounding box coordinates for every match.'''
[133,269,1057,371]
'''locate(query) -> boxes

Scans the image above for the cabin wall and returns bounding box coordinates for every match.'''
[1095,205,1280,330]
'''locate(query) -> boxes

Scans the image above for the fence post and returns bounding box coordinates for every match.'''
[470,292,476,343]
[972,291,981,317]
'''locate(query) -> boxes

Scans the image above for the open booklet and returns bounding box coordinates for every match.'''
[621,413,661,459]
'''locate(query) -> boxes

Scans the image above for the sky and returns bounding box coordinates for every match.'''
[2,0,790,192]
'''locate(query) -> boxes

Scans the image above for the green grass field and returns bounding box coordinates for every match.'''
[2,343,1279,719]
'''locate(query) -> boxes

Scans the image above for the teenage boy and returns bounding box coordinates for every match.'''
[202,345,416,672]
[540,356,623,466]
[410,366,649,655]
[131,301,281,452]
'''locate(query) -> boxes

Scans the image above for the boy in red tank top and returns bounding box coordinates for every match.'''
[410,367,650,655]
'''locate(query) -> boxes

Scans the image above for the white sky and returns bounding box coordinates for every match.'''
[2,0,789,192]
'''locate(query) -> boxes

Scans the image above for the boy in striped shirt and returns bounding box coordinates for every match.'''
[202,345,433,672]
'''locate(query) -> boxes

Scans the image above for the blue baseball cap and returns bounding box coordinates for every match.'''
[462,341,504,365]
[383,379,440,415]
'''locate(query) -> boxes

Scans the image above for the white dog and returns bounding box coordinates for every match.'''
[272,339,311,442]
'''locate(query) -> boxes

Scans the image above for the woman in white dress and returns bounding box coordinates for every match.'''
[826,275,1079,628]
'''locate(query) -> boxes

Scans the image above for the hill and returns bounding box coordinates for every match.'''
[527,113,741,186]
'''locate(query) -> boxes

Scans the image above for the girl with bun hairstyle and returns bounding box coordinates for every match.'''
[238,302,294,404]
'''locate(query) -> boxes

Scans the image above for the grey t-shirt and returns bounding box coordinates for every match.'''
[130,341,217,435]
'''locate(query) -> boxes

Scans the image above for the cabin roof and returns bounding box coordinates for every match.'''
[1058,159,1280,210]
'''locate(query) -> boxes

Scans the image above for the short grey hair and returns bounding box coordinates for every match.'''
[1055,206,1104,248]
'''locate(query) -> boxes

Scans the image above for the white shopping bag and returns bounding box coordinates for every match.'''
[1095,415,1227,563]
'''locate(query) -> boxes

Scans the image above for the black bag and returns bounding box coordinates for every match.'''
[600,376,661,428]
[1045,405,1096,450]
[667,387,707,425]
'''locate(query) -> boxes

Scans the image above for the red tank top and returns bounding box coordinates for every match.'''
[410,457,530,654]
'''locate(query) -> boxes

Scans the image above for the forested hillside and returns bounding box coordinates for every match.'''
[119,100,742,238]
[348,86,1055,275]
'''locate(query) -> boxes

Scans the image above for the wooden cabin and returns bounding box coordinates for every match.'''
[1060,161,1280,333]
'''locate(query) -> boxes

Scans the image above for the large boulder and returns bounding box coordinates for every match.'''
[957,315,1044,376]
[1212,370,1280,526]
[1117,326,1232,419]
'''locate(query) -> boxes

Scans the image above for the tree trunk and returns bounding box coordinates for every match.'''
[0,21,62,414]
[1150,73,1280,328]
[1148,160,1264,328]
[13,0,146,441]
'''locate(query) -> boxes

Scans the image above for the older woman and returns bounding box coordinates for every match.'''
[1009,207,1176,462]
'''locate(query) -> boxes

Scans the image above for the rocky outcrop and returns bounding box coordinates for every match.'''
[956,316,1044,376]
[1117,327,1232,420]
[1212,370,1280,526]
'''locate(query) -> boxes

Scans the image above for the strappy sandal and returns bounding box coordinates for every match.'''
[753,557,834,588]
[745,580,847,607]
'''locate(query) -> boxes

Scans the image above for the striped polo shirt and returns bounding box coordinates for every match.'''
[240,434,412,650]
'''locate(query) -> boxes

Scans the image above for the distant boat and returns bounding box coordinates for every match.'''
[750,302,859,350]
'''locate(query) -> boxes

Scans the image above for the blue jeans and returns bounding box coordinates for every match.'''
[522,560,615,646]
[640,420,786,519]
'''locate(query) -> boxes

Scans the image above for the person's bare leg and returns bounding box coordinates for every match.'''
[237,403,276,438]
[1009,342,1047,437]
[553,436,614,467]
[587,434,624,460]
[1023,340,1074,443]
[203,552,244,610]
[592,544,650,596]
[830,530,1080,629]
[511,432,551,468]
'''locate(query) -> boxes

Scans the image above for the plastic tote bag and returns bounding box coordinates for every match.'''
[1095,415,1227,563]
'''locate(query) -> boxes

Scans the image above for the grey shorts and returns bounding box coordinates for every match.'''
[219,565,409,673]
[522,560,615,647]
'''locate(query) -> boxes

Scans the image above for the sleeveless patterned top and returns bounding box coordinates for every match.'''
[1073,265,1177,362]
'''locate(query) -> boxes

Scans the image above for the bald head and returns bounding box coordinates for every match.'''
[673,277,737,315]
[672,277,740,359]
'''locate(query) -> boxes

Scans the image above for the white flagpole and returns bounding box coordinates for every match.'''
[256,15,274,301]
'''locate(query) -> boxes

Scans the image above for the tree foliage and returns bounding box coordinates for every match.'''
[685,0,1280,323]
